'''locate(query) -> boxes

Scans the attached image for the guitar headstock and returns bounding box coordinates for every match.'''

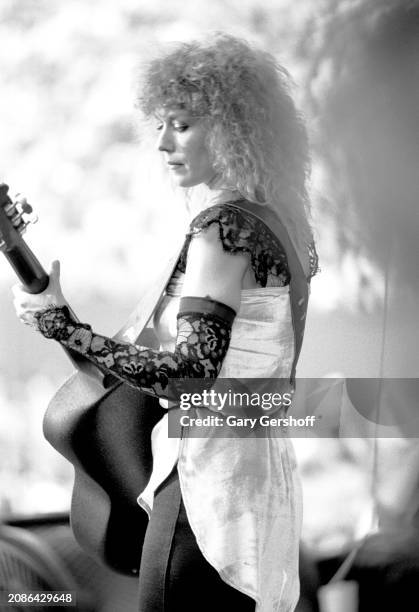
[0,183,38,252]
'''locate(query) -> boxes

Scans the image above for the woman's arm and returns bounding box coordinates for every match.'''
[14,225,249,400]
[180,223,247,311]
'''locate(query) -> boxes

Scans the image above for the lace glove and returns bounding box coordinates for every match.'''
[33,297,236,400]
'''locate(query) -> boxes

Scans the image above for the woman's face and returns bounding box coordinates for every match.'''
[155,107,216,188]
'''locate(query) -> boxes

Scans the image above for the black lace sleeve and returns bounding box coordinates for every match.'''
[308,241,319,279]
[177,204,291,287]
[33,297,235,400]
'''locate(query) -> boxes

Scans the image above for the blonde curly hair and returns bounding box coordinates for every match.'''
[137,32,314,252]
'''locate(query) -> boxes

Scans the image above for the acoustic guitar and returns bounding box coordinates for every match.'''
[0,183,165,576]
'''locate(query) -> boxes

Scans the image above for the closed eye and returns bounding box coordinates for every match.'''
[173,123,188,132]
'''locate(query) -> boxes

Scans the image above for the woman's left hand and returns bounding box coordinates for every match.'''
[12,260,70,328]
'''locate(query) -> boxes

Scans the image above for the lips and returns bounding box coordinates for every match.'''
[167,162,185,172]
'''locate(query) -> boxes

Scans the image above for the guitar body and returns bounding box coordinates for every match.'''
[44,373,165,575]
[0,183,171,575]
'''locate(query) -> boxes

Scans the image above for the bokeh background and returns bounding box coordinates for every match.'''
[1,0,418,566]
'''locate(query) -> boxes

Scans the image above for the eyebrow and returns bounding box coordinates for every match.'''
[154,108,199,122]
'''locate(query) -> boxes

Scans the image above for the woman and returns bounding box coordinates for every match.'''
[13,33,317,612]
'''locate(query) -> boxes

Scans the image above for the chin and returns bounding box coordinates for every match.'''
[177,178,201,189]
[177,179,192,188]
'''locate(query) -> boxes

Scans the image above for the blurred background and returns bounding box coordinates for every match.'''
[0,0,418,599]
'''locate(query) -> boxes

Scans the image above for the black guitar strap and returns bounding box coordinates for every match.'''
[227,200,310,385]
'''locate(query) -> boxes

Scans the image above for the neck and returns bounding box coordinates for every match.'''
[185,184,242,218]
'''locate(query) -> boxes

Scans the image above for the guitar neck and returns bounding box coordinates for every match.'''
[6,239,104,380]
[5,241,49,294]
[1,183,105,382]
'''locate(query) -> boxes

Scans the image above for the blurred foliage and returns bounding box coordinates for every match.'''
[297,0,419,287]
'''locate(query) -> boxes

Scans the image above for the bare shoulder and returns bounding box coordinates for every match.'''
[181,223,249,312]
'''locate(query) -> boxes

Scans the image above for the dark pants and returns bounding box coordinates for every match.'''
[137,469,256,612]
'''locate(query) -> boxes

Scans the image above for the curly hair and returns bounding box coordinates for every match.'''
[136,32,313,252]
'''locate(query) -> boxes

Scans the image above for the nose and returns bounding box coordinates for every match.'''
[157,125,175,153]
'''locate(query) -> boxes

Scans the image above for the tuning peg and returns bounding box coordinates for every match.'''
[14,193,33,214]
[11,211,27,228]
[17,213,38,233]
[7,193,38,231]
[0,186,38,237]
[2,200,16,214]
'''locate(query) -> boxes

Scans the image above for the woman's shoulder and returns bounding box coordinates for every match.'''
[187,201,261,251]
[179,201,291,287]
[186,200,319,282]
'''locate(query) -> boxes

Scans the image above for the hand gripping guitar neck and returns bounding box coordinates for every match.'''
[1,182,162,575]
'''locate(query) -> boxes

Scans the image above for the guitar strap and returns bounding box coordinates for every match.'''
[230,201,310,384]
[115,233,186,344]
[116,200,310,385]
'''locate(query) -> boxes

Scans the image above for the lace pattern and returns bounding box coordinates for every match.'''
[307,240,319,279]
[177,204,291,287]
[177,203,319,285]
[34,302,234,399]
